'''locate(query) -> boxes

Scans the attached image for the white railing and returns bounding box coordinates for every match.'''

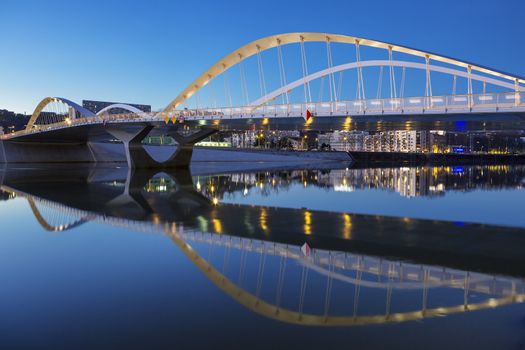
[174,91,525,119]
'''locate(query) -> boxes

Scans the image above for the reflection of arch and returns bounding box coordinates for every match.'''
[11,185,525,327]
[27,197,91,232]
[163,32,525,114]
[168,229,525,326]
[27,97,95,129]
[250,60,522,107]
[96,104,150,118]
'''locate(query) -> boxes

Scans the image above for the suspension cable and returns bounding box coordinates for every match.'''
[300,37,312,103]
[326,38,337,102]
[318,75,325,102]
[337,72,344,100]
[388,46,397,99]
[256,46,267,100]
[223,65,233,108]
[276,39,289,104]
[425,55,433,100]
[400,66,406,98]
[376,66,384,99]
[238,54,250,105]
[209,74,217,109]
[355,39,366,101]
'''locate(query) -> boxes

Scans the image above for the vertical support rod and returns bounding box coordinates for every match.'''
[325,37,337,105]
[256,46,267,100]
[223,64,233,108]
[300,37,312,104]
[388,46,397,100]
[376,66,384,99]
[515,79,520,107]
[425,55,432,108]
[467,65,473,109]
[238,53,250,106]
[400,67,406,98]
[355,40,366,103]
[276,39,289,105]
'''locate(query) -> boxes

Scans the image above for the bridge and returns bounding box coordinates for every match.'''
[2,32,525,168]
[2,165,525,326]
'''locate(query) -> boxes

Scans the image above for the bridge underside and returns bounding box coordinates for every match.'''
[0,123,218,168]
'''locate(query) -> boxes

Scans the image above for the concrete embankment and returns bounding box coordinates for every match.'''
[349,150,525,166]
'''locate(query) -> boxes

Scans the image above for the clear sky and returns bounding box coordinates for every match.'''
[1,0,524,114]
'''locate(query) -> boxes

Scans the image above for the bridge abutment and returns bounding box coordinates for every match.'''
[0,140,96,164]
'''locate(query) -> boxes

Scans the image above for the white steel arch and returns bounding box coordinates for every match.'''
[27,97,95,129]
[250,60,523,107]
[96,103,150,118]
[163,32,525,114]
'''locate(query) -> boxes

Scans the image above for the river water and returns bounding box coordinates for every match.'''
[1,163,525,349]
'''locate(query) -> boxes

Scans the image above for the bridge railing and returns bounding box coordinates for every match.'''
[174,91,524,119]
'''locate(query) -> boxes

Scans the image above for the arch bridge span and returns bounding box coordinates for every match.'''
[163,32,525,114]
[3,32,525,168]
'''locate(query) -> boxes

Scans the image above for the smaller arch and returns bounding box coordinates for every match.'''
[249,60,523,108]
[27,97,95,129]
[96,103,150,118]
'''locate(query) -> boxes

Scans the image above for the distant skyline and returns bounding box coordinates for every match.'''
[1,0,524,114]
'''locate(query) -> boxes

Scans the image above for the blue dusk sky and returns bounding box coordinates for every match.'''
[1,0,524,113]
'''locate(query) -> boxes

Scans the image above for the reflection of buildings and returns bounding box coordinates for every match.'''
[198,165,525,199]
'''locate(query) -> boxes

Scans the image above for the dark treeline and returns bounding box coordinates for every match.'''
[0,109,30,132]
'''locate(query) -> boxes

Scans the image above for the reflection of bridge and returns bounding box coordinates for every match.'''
[2,33,525,168]
[2,166,525,326]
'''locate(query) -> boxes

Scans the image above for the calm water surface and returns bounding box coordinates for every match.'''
[1,163,525,349]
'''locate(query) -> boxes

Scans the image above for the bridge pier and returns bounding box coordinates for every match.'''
[105,124,217,169]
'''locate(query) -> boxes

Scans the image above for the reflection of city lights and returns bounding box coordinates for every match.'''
[197,216,208,232]
[304,210,312,235]
[243,187,249,196]
[212,218,222,234]
[152,214,161,225]
[259,208,268,232]
[334,185,354,192]
[343,213,352,239]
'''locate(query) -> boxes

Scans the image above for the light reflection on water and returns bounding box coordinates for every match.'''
[195,165,525,227]
[1,164,525,349]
